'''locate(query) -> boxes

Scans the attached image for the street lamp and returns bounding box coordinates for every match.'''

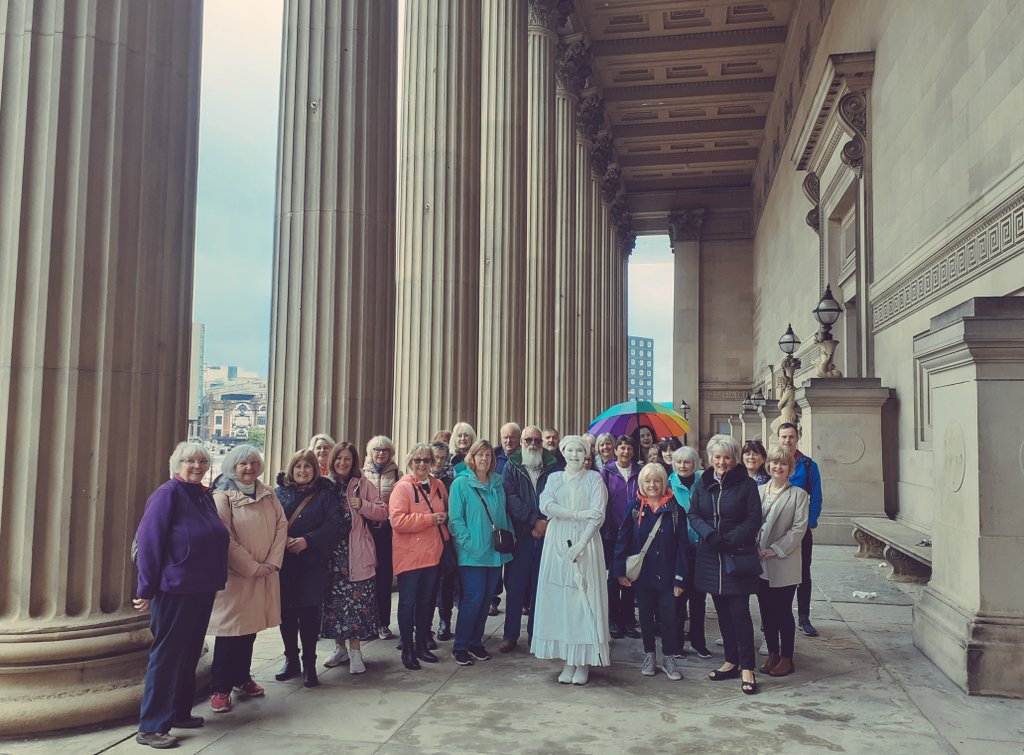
[678,399,690,445]
[741,392,756,412]
[779,323,800,355]
[751,388,765,407]
[813,284,842,340]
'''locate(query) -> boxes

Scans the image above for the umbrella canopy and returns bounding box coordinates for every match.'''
[588,400,691,439]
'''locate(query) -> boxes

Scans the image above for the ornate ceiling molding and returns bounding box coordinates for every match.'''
[529,0,573,32]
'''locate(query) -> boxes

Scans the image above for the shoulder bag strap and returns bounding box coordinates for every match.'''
[473,488,498,532]
[414,483,449,542]
[800,457,813,494]
[287,491,316,529]
[636,513,664,558]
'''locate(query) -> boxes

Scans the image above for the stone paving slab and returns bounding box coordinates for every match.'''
[3,547,1024,755]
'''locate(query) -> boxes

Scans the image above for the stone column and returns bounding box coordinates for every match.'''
[913,298,1024,697]
[393,0,481,453]
[268,0,397,475]
[552,37,589,433]
[0,0,203,734]
[589,131,613,412]
[740,407,762,442]
[795,377,891,545]
[759,402,782,447]
[668,210,704,446]
[573,92,599,427]
[525,0,570,427]
[477,0,527,441]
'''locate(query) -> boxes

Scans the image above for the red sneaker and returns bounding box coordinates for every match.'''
[234,677,265,697]
[210,692,232,713]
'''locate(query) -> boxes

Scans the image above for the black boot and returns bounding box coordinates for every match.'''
[401,643,421,670]
[302,657,319,687]
[275,655,301,681]
[416,634,439,663]
[437,619,452,642]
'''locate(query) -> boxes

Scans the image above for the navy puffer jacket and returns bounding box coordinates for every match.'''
[687,465,762,596]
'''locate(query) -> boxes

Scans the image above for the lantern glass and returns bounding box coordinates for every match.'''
[779,324,800,355]
[814,285,842,327]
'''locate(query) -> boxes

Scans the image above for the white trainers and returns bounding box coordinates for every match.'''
[558,664,575,684]
[715,638,725,646]
[571,665,590,685]
[661,656,683,681]
[641,652,657,676]
[349,649,365,675]
[759,638,769,656]
[324,644,350,668]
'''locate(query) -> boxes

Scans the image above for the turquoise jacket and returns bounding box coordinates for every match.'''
[448,469,513,568]
[669,471,700,545]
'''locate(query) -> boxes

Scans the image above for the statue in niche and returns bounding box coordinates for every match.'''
[771,362,800,436]
[814,330,843,378]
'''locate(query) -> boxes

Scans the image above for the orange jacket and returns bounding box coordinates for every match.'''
[389,474,451,576]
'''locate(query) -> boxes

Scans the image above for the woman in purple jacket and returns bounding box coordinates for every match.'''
[133,442,229,750]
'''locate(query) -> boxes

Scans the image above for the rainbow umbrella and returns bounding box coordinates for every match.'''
[588,400,690,439]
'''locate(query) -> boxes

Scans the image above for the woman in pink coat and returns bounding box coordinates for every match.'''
[321,442,388,675]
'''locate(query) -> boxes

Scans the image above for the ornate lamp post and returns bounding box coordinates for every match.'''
[678,399,690,444]
[772,324,801,434]
[751,388,766,407]
[812,284,843,377]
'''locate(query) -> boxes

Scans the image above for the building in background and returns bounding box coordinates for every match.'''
[627,336,655,401]
[187,323,206,439]
[199,365,267,443]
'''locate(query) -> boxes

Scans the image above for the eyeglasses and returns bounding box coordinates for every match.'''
[522,437,543,445]
[411,457,431,465]
[373,447,392,454]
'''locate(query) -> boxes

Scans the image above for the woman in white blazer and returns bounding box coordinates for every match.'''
[755,446,809,678]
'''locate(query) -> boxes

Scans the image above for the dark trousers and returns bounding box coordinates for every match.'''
[455,566,501,651]
[280,604,321,665]
[139,591,215,733]
[676,558,707,649]
[397,565,438,646]
[434,569,458,623]
[370,523,394,628]
[603,533,635,628]
[635,587,678,655]
[757,579,798,657]
[797,528,813,617]
[712,593,756,671]
[210,633,257,693]
[503,535,543,642]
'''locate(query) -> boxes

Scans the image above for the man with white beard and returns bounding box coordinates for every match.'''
[499,425,562,652]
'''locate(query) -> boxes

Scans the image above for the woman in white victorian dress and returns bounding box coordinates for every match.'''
[531,436,610,685]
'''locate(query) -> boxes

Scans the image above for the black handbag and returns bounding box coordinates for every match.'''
[474,489,515,554]
[417,483,458,577]
[723,546,762,577]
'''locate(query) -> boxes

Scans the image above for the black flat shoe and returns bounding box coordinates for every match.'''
[402,645,421,670]
[741,674,759,694]
[707,667,741,681]
[416,647,440,663]
[303,667,319,688]
[275,659,301,681]
[171,715,204,729]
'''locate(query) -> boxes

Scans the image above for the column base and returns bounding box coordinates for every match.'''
[0,615,209,735]
[913,586,1024,698]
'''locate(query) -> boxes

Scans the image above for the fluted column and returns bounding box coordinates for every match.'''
[268,0,397,476]
[573,112,595,427]
[668,209,705,446]
[477,0,526,441]
[0,0,202,734]
[393,0,481,453]
[525,0,570,427]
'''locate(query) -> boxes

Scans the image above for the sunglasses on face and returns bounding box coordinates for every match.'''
[523,437,543,445]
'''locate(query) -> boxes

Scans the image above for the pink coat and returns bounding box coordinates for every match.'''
[345,475,388,582]
[389,475,450,576]
[207,483,287,636]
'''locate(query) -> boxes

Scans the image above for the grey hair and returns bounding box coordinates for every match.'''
[638,462,668,488]
[168,441,211,477]
[449,422,477,456]
[522,424,542,436]
[705,434,741,462]
[308,433,335,451]
[365,435,395,460]
[405,443,433,473]
[499,422,522,436]
[671,446,701,467]
[221,444,264,481]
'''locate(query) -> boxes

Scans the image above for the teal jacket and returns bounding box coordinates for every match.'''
[669,471,700,545]
[448,469,513,568]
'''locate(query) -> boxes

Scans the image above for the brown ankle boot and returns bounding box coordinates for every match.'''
[769,656,795,676]
[759,652,780,674]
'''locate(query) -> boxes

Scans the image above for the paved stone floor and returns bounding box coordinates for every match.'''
[3,546,1023,754]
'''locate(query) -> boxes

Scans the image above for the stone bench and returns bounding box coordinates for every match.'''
[852,517,932,583]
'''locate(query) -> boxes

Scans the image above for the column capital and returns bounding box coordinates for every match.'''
[576,90,604,141]
[590,131,613,177]
[555,38,591,96]
[667,209,706,246]
[600,163,622,204]
[529,0,573,31]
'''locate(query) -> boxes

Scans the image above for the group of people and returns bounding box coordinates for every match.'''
[132,420,822,750]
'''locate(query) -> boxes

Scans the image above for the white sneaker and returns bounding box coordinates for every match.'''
[324,644,349,668]
[641,652,657,676]
[759,638,769,656]
[558,664,575,684]
[661,656,683,681]
[571,665,590,685]
[349,650,365,675]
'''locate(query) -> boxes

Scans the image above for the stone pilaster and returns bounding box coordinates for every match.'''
[0,0,203,734]
[525,0,570,427]
[669,209,705,445]
[393,0,481,453]
[477,0,527,441]
[268,0,397,475]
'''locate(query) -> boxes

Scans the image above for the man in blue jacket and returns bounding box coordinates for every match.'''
[499,425,561,651]
[495,422,521,475]
[778,422,823,636]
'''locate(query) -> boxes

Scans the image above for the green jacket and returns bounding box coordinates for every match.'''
[448,469,513,568]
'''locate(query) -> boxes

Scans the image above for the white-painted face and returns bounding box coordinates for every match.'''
[563,443,586,472]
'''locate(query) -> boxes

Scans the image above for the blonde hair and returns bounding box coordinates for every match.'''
[765,445,795,471]
[404,443,433,473]
[365,435,395,461]
[449,422,477,456]
[308,433,335,451]
[638,462,668,488]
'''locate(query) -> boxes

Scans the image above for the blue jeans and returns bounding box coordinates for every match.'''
[455,566,501,652]
[139,591,215,733]
[396,565,438,646]
[502,535,542,642]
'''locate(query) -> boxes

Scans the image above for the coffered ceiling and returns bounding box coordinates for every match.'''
[575,0,795,231]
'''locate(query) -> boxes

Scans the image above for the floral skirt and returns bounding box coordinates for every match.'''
[321,574,377,640]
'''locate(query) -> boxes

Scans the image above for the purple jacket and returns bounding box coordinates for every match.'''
[599,460,643,532]
[135,477,230,599]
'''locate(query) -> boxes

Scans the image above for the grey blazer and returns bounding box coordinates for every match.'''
[756,483,809,588]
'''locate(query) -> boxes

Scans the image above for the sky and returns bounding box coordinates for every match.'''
[193,1,674,401]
